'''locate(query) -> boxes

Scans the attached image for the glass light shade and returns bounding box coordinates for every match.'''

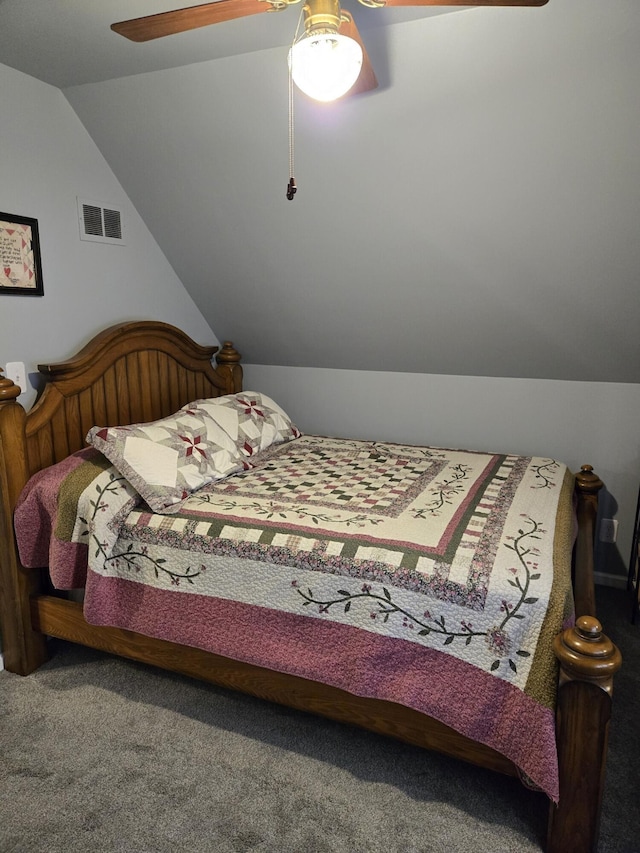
[289,33,363,102]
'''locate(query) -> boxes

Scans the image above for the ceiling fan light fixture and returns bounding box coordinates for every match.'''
[289,33,363,102]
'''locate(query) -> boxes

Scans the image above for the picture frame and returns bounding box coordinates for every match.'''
[0,211,44,296]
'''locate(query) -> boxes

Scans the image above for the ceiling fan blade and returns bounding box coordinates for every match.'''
[339,14,378,96]
[380,0,548,6]
[111,0,548,43]
[111,0,270,42]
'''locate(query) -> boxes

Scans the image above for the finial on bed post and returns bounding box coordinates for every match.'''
[215,341,243,394]
[554,615,622,694]
[574,464,604,507]
[0,370,28,497]
[0,369,22,402]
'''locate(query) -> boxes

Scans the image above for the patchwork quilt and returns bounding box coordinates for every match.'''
[15,435,576,801]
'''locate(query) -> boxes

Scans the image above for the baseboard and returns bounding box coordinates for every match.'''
[594,571,627,590]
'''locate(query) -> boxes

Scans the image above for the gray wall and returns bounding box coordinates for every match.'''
[63,0,640,383]
[0,63,216,410]
[2,0,639,586]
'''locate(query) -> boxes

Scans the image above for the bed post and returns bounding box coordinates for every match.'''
[546,466,622,853]
[0,371,48,674]
[215,341,243,394]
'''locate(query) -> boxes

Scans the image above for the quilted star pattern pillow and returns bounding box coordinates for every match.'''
[183,392,301,458]
[86,410,247,514]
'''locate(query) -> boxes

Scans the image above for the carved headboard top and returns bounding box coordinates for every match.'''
[0,320,242,492]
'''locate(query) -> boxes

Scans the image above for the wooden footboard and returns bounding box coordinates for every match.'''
[0,321,622,853]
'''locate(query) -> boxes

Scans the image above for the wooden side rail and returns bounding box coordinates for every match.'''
[31,594,518,777]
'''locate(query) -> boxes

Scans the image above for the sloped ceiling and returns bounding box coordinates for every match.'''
[3,1,640,381]
[0,0,451,89]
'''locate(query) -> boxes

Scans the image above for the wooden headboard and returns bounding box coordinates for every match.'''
[1,321,242,499]
[0,320,242,673]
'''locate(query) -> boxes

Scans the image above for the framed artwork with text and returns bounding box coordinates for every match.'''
[0,211,44,296]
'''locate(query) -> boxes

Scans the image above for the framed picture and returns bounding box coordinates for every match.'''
[0,211,44,296]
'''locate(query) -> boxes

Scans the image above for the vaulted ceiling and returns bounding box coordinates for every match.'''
[0,0,451,89]
[2,0,639,382]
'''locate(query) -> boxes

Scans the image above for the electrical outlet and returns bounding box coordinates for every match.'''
[600,518,618,544]
[5,361,27,393]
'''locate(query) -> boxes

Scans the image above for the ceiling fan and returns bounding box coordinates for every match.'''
[112,0,548,199]
[111,0,549,100]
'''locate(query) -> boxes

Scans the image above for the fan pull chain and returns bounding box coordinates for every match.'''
[287,11,304,201]
[287,66,296,200]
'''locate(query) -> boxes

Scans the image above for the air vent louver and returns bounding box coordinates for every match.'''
[102,207,123,240]
[77,198,125,245]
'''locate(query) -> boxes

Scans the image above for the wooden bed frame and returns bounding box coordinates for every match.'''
[0,320,622,853]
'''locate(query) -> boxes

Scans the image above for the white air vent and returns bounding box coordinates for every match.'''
[77,197,125,245]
